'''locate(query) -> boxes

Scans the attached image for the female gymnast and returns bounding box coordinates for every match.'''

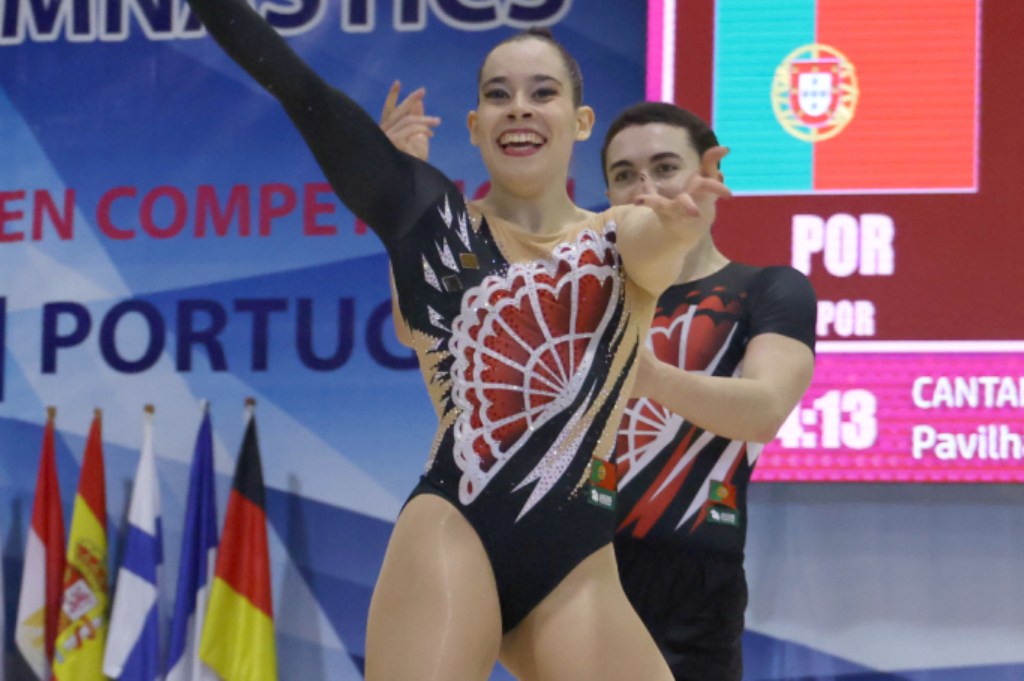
[181,0,729,677]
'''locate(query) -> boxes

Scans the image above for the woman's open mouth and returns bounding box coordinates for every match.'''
[498,130,546,156]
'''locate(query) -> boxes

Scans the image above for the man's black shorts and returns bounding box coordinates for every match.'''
[616,539,748,681]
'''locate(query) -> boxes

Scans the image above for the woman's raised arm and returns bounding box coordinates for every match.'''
[185,0,444,240]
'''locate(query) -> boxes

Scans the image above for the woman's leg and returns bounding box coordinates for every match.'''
[366,494,503,681]
[499,544,673,681]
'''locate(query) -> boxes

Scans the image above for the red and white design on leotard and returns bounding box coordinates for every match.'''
[449,226,621,519]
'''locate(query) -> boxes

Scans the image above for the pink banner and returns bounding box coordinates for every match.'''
[645,0,666,101]
[756,349,1024,482]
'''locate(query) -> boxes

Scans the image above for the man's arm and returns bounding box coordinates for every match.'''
[633,334,814,443]
[633,266,817,442]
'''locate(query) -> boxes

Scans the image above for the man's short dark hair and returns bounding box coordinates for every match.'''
[601,102,720,185]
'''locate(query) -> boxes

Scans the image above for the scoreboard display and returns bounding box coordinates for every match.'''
[646,0,1023,482]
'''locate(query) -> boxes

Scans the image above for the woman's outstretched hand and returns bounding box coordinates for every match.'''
[633,145,732,246]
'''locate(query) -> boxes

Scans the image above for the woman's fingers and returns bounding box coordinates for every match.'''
[699,145,730,177]
[634,192,700,217]
[694,177,732,200]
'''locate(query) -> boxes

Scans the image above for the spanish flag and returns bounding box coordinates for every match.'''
[200,402,277,680]
[52,410,109,680]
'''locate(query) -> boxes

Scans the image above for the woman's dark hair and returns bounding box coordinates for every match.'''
[478,27,584,107]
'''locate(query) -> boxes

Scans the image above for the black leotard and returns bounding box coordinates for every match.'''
[185,0,658,631]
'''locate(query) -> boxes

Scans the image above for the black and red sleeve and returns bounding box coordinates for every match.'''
[748,266,818,352]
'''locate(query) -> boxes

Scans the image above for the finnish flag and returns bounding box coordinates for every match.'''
[104,406,163,679]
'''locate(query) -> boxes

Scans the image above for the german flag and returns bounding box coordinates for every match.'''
[200,403,277,680]
[52,409,109,679]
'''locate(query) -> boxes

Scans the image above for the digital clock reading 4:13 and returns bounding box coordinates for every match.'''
[776,389,879,450]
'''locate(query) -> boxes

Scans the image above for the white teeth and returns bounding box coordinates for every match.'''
[499,131,544,146]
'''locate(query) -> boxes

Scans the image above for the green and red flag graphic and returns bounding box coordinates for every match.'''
[714,0,978,193]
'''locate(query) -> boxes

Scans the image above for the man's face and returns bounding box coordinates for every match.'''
[604,123,702,206]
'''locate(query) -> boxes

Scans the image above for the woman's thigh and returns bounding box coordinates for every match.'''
[366,494,503,681]
[499,544,672,681]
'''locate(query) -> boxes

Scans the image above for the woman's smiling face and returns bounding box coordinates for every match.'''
[468,37,592,197]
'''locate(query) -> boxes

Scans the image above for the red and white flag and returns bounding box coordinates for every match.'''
[15,407,66,680]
